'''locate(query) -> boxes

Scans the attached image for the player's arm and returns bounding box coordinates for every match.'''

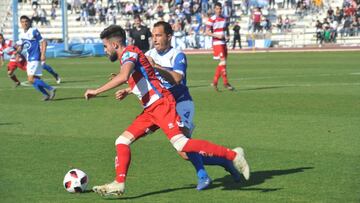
[40,39,47,62]
[146,56,179,85]
[85,61,134,100]
[205,26,224,39]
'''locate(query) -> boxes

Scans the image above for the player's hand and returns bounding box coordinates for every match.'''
[84,89,98,100]
[115,89,129,101]
[41,54,46,62]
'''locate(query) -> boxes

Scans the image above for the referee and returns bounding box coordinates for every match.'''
[129,15,152,53]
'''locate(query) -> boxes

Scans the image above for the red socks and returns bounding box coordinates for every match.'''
[115,144,131,183]
[213,65,228,85]
[182,139,236,161]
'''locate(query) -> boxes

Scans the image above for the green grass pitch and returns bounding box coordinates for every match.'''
[0,51,359,202]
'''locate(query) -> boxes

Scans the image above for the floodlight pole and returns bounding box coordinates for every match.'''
[61,0,69,51]
[12,0,18,42]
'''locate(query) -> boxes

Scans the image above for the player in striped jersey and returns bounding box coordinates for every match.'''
[0,33,27,87]
[85,25,250,196]
[206,2,234,91]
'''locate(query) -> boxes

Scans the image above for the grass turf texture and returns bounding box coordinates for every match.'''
[0,51,359,202]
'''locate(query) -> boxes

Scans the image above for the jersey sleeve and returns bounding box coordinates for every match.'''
[121,50,138,65]
[206,17,214,30]
[172,52,187,76]
[33,28,43,42]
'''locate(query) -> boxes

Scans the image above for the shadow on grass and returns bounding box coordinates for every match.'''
[53,95,108,101]
[99,186,195,200]
[0,122,22,126]
[209,167,314,192]
[89,167,313,200]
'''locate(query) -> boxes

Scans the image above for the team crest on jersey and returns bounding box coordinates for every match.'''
[121,51,138,63]
[23,40,32,50]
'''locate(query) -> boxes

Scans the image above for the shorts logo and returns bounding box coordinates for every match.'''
[168,123,174,129]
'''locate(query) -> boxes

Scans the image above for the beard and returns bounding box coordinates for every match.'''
[108,51,118,62]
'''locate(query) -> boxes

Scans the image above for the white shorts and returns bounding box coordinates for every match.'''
[26,61,42,76]
[176,100,195,136]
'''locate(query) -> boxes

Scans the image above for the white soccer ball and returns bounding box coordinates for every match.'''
[63,169,89,193]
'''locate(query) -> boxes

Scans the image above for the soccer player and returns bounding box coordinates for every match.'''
[85,25,250,196]
[0,33,27,87]
[144,21,243,190]
[1,33,61,86]
[206,2,234,91]
[17,15,56,101]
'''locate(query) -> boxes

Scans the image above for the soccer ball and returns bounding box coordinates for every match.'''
[63,169,89,193]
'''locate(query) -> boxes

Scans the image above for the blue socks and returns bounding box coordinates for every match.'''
[42,63,58,78]
[186,152,208,179]
[33,78,53,96]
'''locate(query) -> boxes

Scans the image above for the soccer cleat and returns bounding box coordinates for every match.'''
[224,160,242,182]
[42,95,50,101]
[210,83,219,92]
[224,83,234,91]
[232,147,250,180]
[14,82,21,88]
[196,176,212,190]
[92,181,125,196]
[49,88,56,100]
[55,75,61,84]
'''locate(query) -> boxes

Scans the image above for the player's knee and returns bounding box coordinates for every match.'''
[170,134,189,151]
[115,135,133,146]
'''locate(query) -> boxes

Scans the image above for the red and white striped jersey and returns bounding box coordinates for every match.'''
[0,39,18,61]
[206,14,228,46]
[119,45,165,108]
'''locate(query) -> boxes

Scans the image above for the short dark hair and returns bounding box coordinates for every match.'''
[20,15,31,21]
[215,2,222,8]
[153,21,173,36]
[100,25,126,44]
[134,14,141,21]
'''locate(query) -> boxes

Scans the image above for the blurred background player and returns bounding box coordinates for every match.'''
[0,33,61,86]
[0,33,27,87]
[145,21,242,190]
[206,2,234,91]
[17,15,56,101]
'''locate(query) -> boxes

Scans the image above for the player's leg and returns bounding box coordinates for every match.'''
[218,46,234,91]
[27,61,56,100]
[42,62,61,84]
[176,101,211,190]
[211,45,221,91]
[156,97,250,180]
[7,62,21,87]
[93,112,154,196]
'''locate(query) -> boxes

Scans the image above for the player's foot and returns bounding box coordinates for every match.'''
[196,176,212,190]
[14,82,21,88]
[42,95,50,101]
[224,160,242,182]
[210,83,219,92]
[49,88,56,100]
[55,75,61,84]
[224,83,234,91]
[92,181,125,196]
[232,147,250,180]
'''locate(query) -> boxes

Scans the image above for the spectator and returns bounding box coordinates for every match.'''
[31,8,40,25]
[50,5,56,20]
[252,7,262,33]
[107,4,117,25]
[283,15,291,32]
[315,20,324,45]
[277,15,284,32]
[39,8,48,26]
